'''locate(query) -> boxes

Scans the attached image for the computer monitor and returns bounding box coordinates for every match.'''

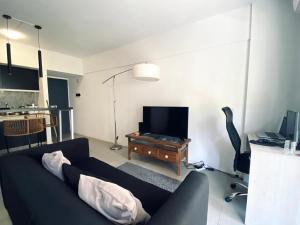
[279,116,287,137]
[286,110,299,142]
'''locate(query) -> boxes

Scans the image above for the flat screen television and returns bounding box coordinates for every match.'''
[142,106,189,139]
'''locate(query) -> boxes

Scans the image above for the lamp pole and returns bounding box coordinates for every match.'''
[102,64,159,150]
[102,68,133,150]
[110,76,122,150]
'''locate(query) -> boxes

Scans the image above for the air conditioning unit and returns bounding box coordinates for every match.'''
[293,0,300,13]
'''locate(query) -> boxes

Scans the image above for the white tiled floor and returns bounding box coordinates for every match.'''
[0,191,11,225]
[87,137,247,225]
[0,136,247,225]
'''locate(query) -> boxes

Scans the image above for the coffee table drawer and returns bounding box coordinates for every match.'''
[129,143,157,156]
[158,149,177,162]
[143,146,157,157]
[129,143,144,154]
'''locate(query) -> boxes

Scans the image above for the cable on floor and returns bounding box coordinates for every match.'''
[185,161,242,179]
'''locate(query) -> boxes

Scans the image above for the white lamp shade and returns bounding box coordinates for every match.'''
[133,63,160,81]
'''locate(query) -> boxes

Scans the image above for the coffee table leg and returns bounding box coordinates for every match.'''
[128,149,131,160]
[185,148,189,164]
[177,160,181,176]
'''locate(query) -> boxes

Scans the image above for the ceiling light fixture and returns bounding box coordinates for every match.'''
[35,25,43,77]
[2,14,12,75]
[1,14,45,78]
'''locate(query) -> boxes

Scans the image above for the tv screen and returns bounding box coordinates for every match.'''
[142,106,189,139]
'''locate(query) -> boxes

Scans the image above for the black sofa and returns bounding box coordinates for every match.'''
[0,138,209,225]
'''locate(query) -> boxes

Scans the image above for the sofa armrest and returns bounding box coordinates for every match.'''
[2,138,90,163]
[147,171,209,225]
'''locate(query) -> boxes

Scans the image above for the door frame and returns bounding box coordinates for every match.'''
[47,76,70,108]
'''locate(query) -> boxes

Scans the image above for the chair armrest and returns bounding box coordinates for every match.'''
[147,171,209,225]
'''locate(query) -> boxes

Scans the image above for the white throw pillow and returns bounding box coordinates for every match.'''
[42,151,71,180]
[78,175,150,225]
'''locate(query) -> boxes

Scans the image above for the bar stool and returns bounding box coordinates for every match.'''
[25,114,45,145]
[47,113,59,143]
[35,113,59,143]
[28,118,45,147]
[3,119,29,153]
[3,118,44,152]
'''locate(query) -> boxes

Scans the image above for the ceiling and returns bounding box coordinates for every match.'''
[0,0,252,57]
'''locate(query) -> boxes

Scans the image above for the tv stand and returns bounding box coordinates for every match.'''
[125,132,191,176]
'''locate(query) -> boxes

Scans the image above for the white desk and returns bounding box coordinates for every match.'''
[245,136,300,225]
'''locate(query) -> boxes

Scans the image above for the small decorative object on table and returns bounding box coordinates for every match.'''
[125,132,191,176]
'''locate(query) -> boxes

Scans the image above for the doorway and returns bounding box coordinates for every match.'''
[47,77,70,135]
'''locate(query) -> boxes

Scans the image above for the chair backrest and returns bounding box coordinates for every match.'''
[28,118,44,134]
[222,107,241,171]
[33,113,58,128]
[47,114,58,128]
[3,118,44,137]
[3,119,29,137]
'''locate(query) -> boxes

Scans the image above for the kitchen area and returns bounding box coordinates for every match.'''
[0,13,83,154]
[0,63,74,153]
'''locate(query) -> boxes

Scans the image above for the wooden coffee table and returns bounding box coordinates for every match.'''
[125,132,191,176]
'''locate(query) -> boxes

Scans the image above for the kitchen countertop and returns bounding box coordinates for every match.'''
[0,114,52,122]
[0,107,75,142]
[0,107,74,122]
[0,107,73,113]
[0,115,28,122]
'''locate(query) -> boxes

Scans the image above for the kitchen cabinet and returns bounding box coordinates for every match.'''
[0,64,39,91]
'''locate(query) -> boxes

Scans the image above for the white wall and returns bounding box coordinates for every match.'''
[72,0,300,173]
[74,7,250,173]
[245,0,300,133]
[0,38,83,75]
[290,61,300,112]
[287,19,300,113]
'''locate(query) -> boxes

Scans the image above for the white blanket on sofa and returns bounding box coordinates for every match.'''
[42,151,71,180]
[78,174,150,225]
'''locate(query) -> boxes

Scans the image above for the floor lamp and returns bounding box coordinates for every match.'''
[102,63,160,150]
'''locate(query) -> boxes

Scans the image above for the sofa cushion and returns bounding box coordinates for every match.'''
[74,157,171,216]
[62,164,110,192]
[0,155,114,225]
[62,163,82,192]
[62,164,150,224]
[79,174,150,225]
[4,138,90,164]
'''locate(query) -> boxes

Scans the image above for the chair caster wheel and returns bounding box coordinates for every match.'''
[230,183,236,189]
[225,196,233,202]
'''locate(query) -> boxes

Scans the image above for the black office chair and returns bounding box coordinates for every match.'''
[222,106,250,202]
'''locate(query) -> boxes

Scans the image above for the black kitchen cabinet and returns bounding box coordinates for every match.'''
[0,64,39,90]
